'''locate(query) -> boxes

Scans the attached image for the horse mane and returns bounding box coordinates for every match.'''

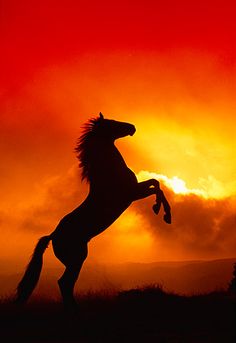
[75,116,102,182]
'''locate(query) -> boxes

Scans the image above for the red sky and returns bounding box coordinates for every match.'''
[0,0,235,281]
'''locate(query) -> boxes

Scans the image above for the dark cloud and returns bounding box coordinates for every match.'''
[132,187,236,259]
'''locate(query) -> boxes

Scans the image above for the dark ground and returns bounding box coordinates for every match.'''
[0,285,235,343]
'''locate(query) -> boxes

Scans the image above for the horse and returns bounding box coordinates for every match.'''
[15,113,171,309]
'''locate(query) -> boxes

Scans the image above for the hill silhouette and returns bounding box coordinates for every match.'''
[1,258,235,299]
[1,285,235,342]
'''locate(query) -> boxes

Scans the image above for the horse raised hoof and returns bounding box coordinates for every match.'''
[163,212,171,224]
[152,203,161,215]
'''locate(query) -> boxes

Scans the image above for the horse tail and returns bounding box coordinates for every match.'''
[15,235,52,304]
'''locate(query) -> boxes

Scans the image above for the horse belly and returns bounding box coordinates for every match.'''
[86,200,132,238]
[51,195,132,244]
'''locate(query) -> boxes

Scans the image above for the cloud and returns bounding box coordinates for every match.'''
[132,182,236,260]
[18,165,88,234]
[137,170,206,197]
[8,166,235,263]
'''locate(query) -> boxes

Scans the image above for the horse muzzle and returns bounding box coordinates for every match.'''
[129,125,136,136]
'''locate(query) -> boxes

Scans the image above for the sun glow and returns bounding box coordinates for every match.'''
[170,177,188,194]
[137,171,207,197]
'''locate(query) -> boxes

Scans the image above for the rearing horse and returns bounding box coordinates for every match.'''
[16,113,171,309]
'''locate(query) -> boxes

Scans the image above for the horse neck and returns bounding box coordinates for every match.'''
[98,139,127,169]
[88,139,129,186]
[107,142,127,166]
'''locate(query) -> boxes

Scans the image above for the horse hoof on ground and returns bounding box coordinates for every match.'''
[163,213,171,224]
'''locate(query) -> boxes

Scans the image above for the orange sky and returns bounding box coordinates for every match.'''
[1,0,236,278]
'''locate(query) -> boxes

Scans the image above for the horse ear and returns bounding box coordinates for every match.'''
[99,112,104,120]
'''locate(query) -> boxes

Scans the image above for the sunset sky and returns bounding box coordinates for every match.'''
[1,0,235,279]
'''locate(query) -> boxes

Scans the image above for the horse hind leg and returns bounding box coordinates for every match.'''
[57,244,88,311]
[58,264,83,311]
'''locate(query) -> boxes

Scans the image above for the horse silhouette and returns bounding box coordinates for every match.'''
[15,113,171,309]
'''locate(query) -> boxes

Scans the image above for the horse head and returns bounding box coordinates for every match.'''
[95,112,136,141]
[75,113,136,181]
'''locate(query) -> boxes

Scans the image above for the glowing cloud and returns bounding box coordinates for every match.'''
[137,171,207,197]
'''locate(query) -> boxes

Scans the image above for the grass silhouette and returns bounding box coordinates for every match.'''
[1,284,235,342]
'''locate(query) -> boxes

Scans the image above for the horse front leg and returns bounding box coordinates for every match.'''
[134,179,171,224]
[154,188,171,224]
